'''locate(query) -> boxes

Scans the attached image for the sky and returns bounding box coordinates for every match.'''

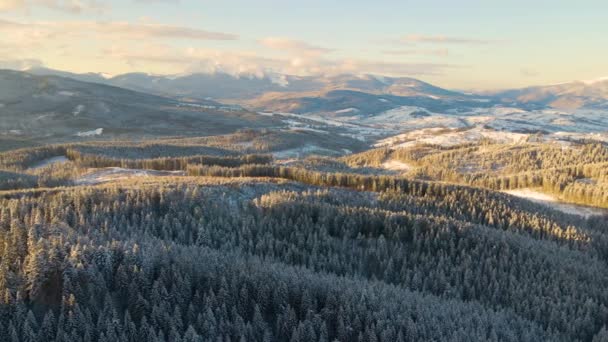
[0,0,607,90]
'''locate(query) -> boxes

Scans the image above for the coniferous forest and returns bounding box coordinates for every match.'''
[0,135,608,342]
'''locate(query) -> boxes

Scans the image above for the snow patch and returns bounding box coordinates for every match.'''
[75,167,185,185]
[376,126,529,148]
[273,144,336,159]
[73,104,85,116]
[381,160,412,172]
[76,128,103,137]
[503,188,607,217]
[582,76,608,85]
[269,74,289,87]
[335,108,360,114]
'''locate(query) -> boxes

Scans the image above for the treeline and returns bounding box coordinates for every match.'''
[66,149,273,171]
[0,143,273,191]
[2,183,607,340]
[0,170,38,190]
[186,163,594,249]
[0,145,68,171]
[389,142,608,208]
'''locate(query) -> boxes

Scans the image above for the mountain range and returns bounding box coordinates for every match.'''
[2,67,608,150]
[27,67,608,113]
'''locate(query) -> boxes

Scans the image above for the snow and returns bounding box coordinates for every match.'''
[75,167,185,185]
[366,106,433,123]
[375,126,529,148]
[503,188,608,217]
[273,144,337,159]
[58,91,76,97]
[335,108,360,114]
[381,160,412,172]
[76,128,103,137]
[269,73,289,87]
[263,105,608,149]
[73,104,85,116]
[503,189,557,202]
[288,127,328,134]
[551,131,608,143]
[282,119,329,134]
[28,156,69,170]
[582,76,608,85]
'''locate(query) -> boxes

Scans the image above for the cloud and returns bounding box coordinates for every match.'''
[102,42,454,78]
[0,18,238,42]
[0,18,456,79]
[382,48,449,57]
[90,21,238,40]
[400,34,494,45]
[0,0,106,13]
[258,37,332,57]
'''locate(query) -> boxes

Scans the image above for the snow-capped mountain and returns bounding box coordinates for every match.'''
[27,68,473,102]
[492,77,608,110]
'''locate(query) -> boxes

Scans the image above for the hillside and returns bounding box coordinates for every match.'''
[1,139,608,341]
[492,78,608,110]
[0,70,279,147]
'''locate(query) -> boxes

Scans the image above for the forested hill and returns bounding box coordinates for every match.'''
[0,171,608,340]
[0,137,608,341]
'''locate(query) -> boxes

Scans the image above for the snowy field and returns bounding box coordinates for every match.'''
[381,160,412,172]
[503,188,607,217]
[76,167,185,185]
[375,126,529,148]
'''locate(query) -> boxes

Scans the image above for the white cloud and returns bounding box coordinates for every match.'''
[0,18,238,42]
[102,43,453,78]
[258,37,332,57]
[0,18,456,79]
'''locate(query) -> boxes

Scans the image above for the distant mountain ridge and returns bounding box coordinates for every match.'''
[27,67,471,100]
[491,78,608,110]
[23,67,608,113]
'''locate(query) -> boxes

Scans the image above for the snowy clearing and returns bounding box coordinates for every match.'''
[503,188,607,217]
[75,167,186,185]
[273,144,338,159]
[375,126,529,148]
[381,160,412,172]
